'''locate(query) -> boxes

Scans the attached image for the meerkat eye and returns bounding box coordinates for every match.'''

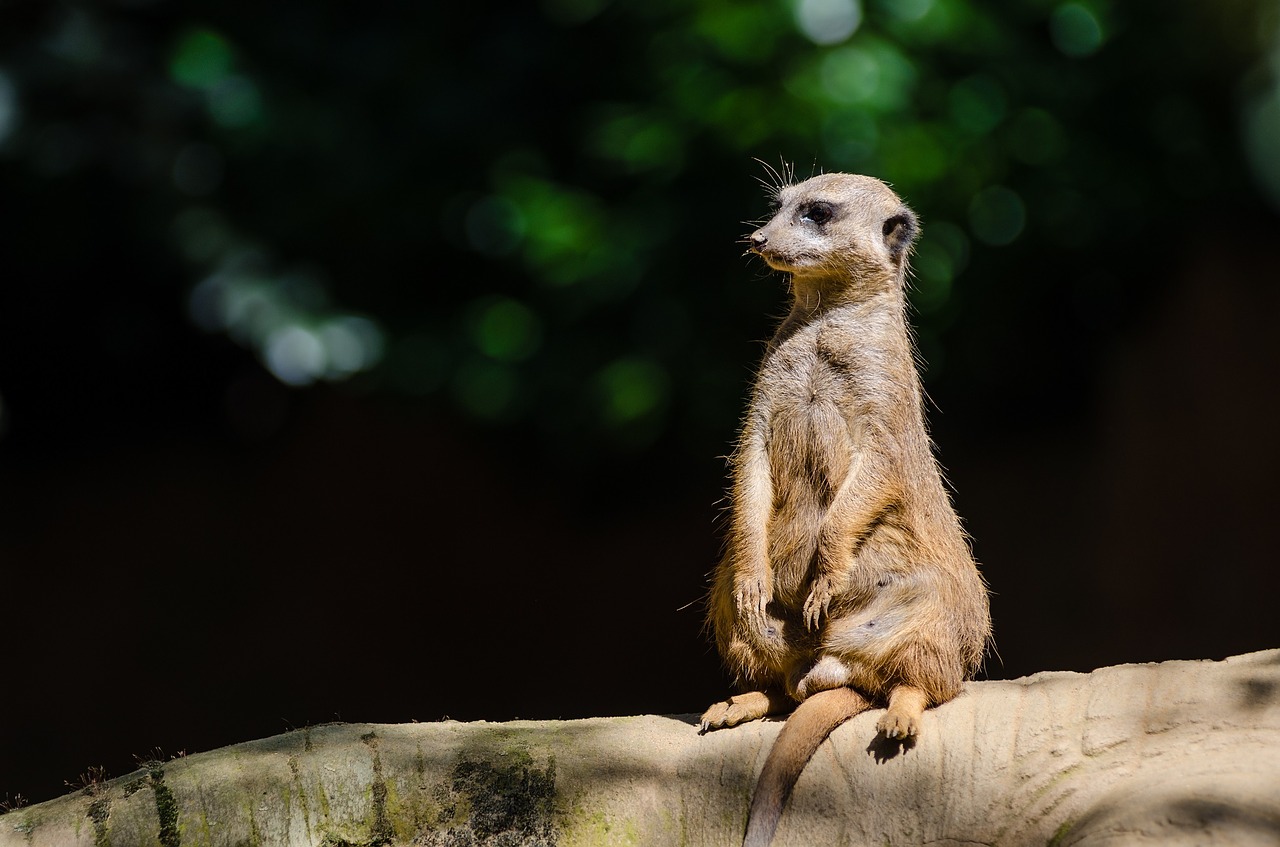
[799,201,834,225]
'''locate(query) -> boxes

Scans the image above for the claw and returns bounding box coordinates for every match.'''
[875,710,920,739]
[802,580,833,630]
[700,691,778,732]
[735,576,772,622]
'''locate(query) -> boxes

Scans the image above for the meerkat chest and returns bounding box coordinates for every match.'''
[758,321,865,416]
[755,320,871,493]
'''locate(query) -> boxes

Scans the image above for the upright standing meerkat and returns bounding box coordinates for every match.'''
[701,171,991,847]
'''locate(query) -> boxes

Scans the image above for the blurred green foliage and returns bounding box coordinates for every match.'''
[1,0,1278,470]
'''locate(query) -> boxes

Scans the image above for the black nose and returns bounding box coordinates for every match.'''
[751,231,768,249]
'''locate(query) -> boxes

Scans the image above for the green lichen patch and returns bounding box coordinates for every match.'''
[147,765,180,847]
[359,732,393,845]
[288,755,314,845]
[86,795,111,847]
[247,803,263,847]
[559,807,641,847]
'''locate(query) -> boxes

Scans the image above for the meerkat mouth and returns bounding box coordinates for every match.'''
[751,247,799,272]
[762,253,821,276]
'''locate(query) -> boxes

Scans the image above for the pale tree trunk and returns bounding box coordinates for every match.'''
[4,649,1279,846]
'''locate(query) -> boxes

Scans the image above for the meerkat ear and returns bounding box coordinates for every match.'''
[882,210,918,262]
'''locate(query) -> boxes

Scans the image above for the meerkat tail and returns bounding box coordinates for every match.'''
[743,686,872,847]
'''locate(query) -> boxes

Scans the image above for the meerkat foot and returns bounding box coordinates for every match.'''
[875,710,919,739]
[699,690,791,734]
[876,685,929,739]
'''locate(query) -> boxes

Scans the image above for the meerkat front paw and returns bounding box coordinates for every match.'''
[735,575,773,631]
[802,575,838,630]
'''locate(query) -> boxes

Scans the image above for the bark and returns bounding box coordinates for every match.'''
[4,649,1279,846]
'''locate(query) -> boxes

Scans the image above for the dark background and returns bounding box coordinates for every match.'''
[3,0,1280,808]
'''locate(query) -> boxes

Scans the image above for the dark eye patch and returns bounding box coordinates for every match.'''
[799,201,835,225]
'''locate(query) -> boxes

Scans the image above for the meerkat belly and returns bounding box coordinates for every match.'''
[762,355,858,609]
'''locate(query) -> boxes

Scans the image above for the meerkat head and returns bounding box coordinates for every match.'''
[747,173,918,295]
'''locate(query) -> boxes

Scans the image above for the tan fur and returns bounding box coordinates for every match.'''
[742,687,870,847]
[701,172,992,846]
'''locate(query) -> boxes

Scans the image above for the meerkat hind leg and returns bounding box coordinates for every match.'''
[790,654,854,701]
[700,690,792,734]
[876,684,929,739]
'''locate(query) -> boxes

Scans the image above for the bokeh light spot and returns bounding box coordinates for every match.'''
[878,0,933,22]
[913,219,971,310]
[708,89,774,150]
[1008,108,1067,166]
[821,47,880,104]
[697,5,781,63]
[170,28,234,89]
[822,110,879,167]
[928,221,970,276]
[949,75,1007,135]
[471,297,543,363]
[596,357,669,426]
[588,110,683,175]
[173,207,233,263]
[208,76,263,128]
[189,257,377,388]
[968,186,1026,246]
[1050,3,1105,58]
[911,240,954,312]
[794,0,862,46]
[1244,90,1280,212]
[453,359,520,421]
[466,196,526,256]
[223,279,283,345]
[817,38,916,112]
[47,8,102,64]
[264,325,326,386]
[0,71,18,146]
[880,124,948,184]
[320,316,384,377]
[187,272,227,332]
[500,176,610,286]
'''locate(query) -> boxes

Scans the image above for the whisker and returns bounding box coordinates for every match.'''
[752,156,783,191]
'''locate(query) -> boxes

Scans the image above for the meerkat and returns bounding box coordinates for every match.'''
[701,171,991,847]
